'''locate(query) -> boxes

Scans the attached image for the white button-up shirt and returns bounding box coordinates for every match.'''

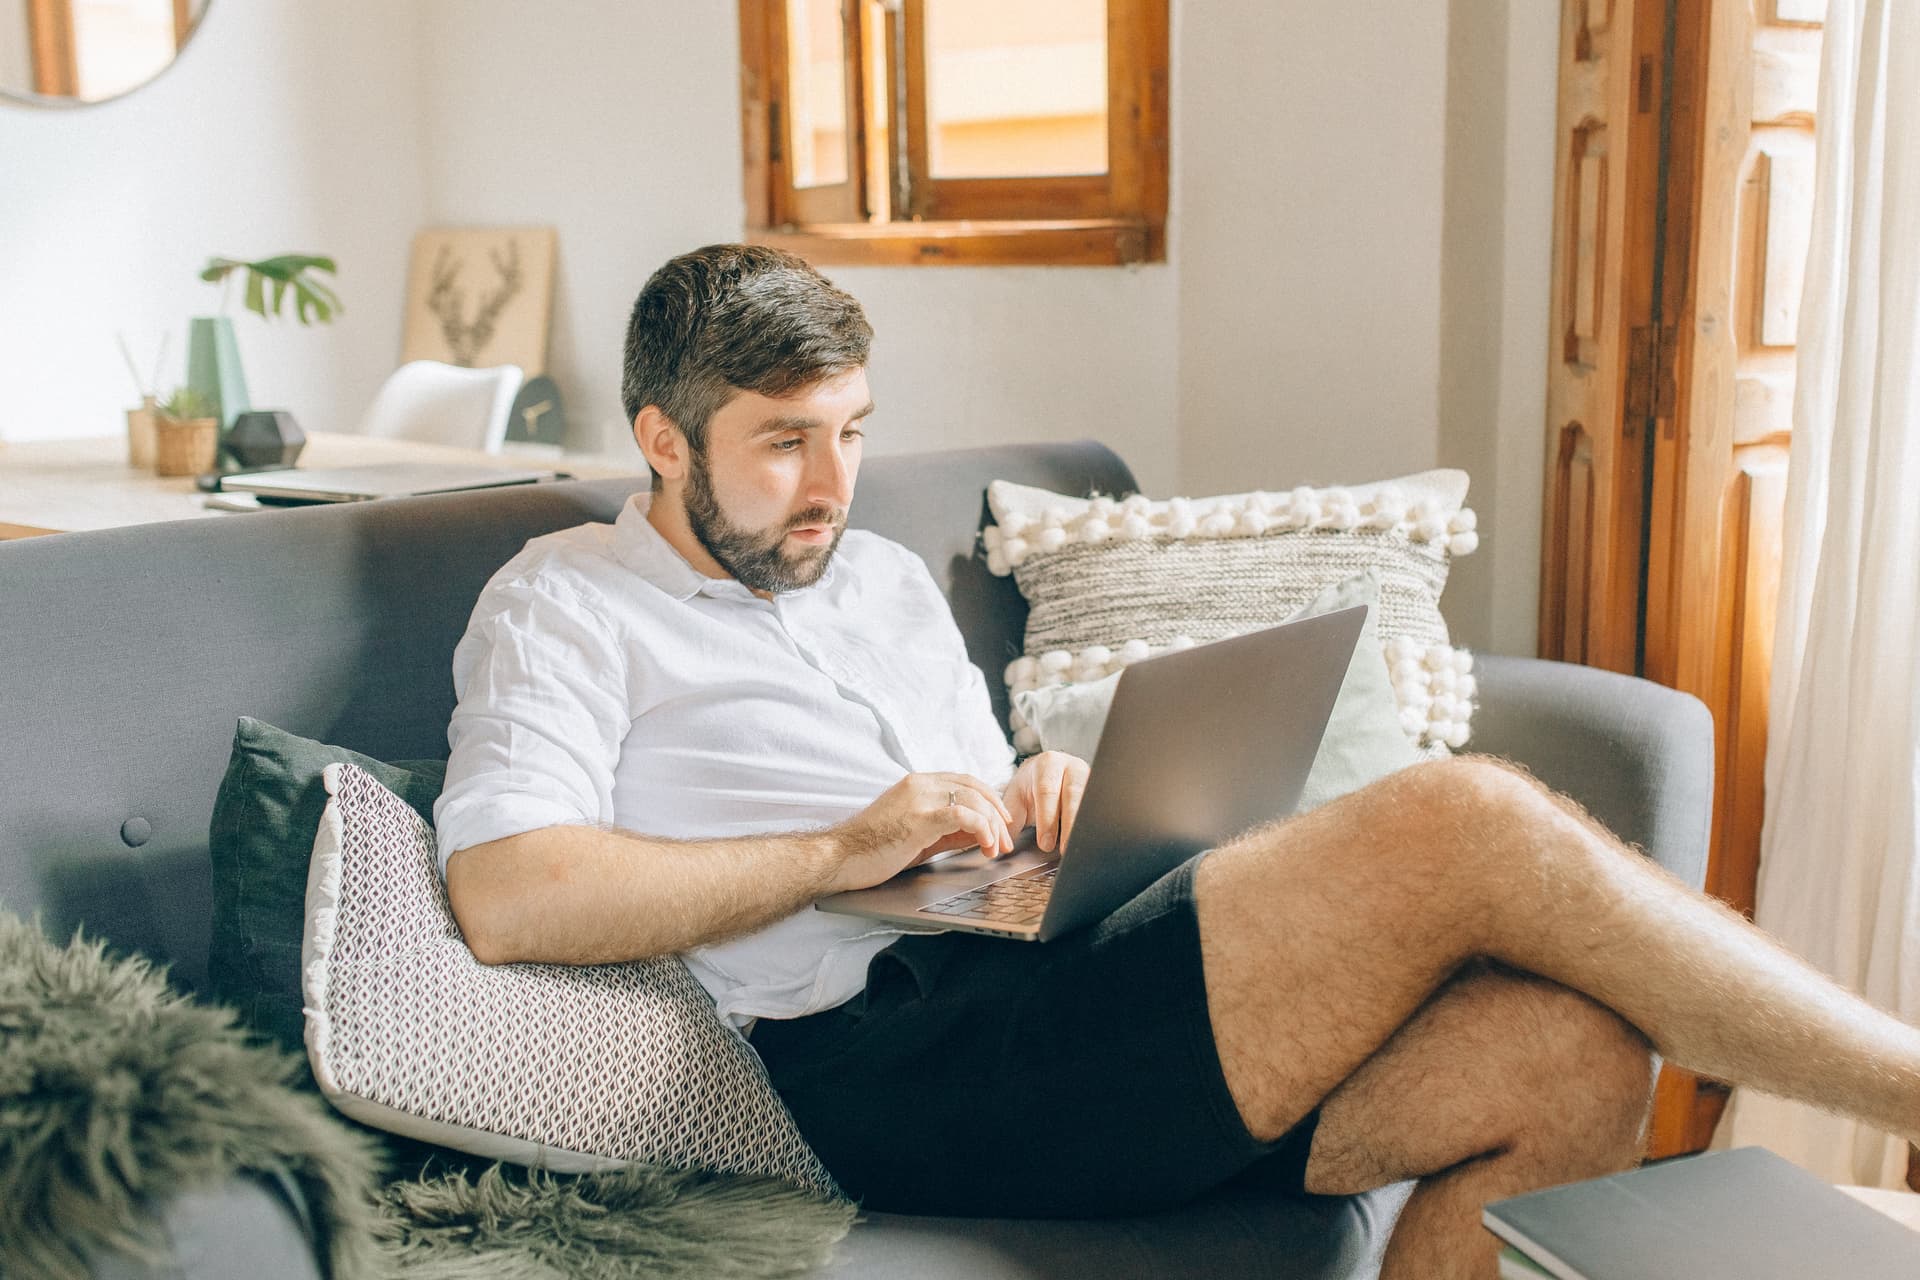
[434,494,1017,1027]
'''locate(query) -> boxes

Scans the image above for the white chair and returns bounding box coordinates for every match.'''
[357,360,524,454]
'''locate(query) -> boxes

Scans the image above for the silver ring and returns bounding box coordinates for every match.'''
[947,789,959,807]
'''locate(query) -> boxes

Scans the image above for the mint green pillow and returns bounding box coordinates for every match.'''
[207,717,445,1055]
[1012,572,1421,813]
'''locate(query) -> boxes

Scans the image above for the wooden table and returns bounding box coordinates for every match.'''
[0,433,643,538]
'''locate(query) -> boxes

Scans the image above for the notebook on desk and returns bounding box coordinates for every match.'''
[219,461,562,504]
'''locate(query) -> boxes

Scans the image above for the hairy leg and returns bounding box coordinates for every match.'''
[1302,962,1654,1279]
[1194,756,1920,1265]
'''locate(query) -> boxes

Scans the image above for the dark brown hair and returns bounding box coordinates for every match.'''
[622,244,872,480]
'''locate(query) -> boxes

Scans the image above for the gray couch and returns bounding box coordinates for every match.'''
[0,440,1714,1278]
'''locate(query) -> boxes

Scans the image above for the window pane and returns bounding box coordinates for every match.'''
[925,0,1107,180]
[786,0,849,189]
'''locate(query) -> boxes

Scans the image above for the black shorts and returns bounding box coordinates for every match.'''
[750,855,1319,1218]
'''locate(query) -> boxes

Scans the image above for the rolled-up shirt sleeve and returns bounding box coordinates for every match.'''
[433,579,634,877]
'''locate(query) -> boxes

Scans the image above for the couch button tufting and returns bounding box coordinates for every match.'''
[120,817,151,848]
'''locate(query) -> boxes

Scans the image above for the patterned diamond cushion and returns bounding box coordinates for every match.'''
[301,761,834,1190]
[982,471,1481,755]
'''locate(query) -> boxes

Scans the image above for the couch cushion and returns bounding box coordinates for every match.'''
[207,717,446,1055]
[303,762,832,1187]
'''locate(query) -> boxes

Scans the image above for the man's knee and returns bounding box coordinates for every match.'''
[1507,976,1655,1168]
[1318,754,1553,884]
[1205,754,1558,935]
[1302,968,1653,1196]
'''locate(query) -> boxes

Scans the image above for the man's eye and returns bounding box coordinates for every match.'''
[772,438,803,452]
[842,427,865,441]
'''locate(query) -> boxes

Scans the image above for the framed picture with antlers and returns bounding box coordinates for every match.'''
[400,227,556,374]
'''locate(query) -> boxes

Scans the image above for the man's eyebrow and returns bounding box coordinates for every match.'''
[749,402,876,438]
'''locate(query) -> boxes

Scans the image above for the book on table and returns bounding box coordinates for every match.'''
[1483,1145,1920,1279]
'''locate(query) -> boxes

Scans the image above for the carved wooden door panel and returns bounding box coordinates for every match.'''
[1639,0,1824,1153]
[1539,0,1667,675]
[1542,0,1825,1158]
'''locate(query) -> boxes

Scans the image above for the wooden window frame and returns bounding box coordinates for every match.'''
[740,0,1169,267]
[26,0,79,96]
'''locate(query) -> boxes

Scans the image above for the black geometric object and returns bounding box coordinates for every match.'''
[505,375,567,449]
[222,410,307,470]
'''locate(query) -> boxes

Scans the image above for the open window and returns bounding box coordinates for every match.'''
[739,0,1169,266]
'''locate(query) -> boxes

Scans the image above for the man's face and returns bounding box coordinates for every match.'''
[680,367,871,594]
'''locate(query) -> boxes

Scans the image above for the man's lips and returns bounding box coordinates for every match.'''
[788,524,835,545]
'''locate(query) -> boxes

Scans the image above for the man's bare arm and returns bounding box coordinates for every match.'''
[446,770,1018,966]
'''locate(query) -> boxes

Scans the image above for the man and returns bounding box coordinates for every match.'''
[437,244,1920,1278]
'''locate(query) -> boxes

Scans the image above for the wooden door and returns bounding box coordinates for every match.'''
[1540,0,1824,1159]
[1639,0,1824,1153]
[1539,0,1667,675]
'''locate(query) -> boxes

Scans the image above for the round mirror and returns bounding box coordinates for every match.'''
[1,0,210,107]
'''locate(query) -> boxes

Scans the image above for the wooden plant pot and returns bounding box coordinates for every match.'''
[153,416,219,477]
[126,400,158,469]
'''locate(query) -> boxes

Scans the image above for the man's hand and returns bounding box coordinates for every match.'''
[826,772,1016,894]
[1003,750,1091,856]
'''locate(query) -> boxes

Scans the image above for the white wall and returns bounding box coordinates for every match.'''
[413,0,1181,493]
[1,0,1555,652]
[1173,1,1555,653]
[0,0,427,446]
[1487,4,1558,656]
[1176,3,1449,494]
[1435,0,1558,653]
[1,0,31,92]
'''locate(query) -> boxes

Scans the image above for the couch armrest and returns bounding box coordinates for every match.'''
[1467,655,1714,891]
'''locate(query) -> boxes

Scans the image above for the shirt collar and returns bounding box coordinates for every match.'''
[612,494,840,602]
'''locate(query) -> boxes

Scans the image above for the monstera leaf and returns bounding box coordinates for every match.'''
[200,254,343,325]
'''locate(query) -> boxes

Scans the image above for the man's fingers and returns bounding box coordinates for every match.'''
[1001,782,1032,839]
[938,772,1014,827]
[1035,765,1063,852]
[943,786,1011,856]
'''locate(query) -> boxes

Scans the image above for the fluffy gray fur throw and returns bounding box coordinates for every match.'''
[0,913,855,1279]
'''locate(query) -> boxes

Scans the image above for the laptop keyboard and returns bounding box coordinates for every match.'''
[918,864,1059,925]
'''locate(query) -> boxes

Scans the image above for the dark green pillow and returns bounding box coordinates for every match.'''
[208,717,445,1055]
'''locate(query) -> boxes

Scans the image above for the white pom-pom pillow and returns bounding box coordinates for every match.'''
[302,761,834,1190]
[984,470,1480,755]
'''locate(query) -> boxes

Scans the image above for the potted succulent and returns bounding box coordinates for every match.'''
[151,386,219,478]
[188,253,343,434]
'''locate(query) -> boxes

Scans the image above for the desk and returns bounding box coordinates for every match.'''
[0,433,642,538]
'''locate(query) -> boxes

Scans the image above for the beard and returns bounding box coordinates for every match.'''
[682,447,846,594]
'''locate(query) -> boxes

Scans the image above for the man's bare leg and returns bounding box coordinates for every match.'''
[1303,962,1654,1278]
[1194,755,1920,1270]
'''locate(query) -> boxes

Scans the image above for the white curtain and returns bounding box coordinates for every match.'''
[1712,0,1920,1188]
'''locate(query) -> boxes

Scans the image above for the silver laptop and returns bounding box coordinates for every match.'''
[816,605,1366,941]
[221,462,558,504]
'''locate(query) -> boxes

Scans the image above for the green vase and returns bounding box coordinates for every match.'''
[186,316,250,432]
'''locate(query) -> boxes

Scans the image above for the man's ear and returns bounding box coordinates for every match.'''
[634,406,689,483]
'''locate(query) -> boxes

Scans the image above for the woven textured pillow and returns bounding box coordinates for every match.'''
[1013,572,1423,814]
[302,761,833,1191]
[984,471,1480,755]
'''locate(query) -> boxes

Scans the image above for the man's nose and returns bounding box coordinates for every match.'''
[808,439,855,509]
